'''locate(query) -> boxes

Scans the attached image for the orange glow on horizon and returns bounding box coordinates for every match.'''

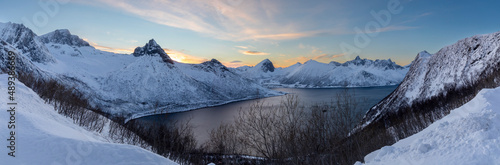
[163,49,208,64]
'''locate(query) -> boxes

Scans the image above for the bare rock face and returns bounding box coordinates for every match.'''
[132,39,174,64]
[39,29,90,47]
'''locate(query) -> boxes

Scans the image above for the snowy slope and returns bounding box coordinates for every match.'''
[99,55,281,120]
[234,57,409,88]
[0,74,177,165]
[356,87,500,165]
[95,39,281,120]
[0,23,282,121]
[361,31,500,127]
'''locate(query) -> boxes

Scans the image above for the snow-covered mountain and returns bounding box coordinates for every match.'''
[0,22,282,121]
[234,57,409,88]
[360,31,500,129]
[357,86,500,165]
[39,29,91,47]
[0,22,55,64]
[0,74,177,165]
[132,39,174,64]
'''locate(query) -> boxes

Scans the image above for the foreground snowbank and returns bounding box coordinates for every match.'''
[0,74,176,165]
[357,87,500,165]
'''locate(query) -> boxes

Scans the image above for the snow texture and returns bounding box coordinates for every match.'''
[356,86,500,165]
[0,22,282,121]
[0,74,177,165]
[362,31,500,127]
[233,57,409,88]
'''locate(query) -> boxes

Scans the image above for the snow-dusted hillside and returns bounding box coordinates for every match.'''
[0,74,177,165]
[356,86,500,165]
[0,22,282,121]
[361,31,500,127]
[234,57,409,88]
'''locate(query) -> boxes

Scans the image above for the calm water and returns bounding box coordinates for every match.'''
[136,86,397,144]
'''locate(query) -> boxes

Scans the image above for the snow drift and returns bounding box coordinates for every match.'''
[357,86,500,165]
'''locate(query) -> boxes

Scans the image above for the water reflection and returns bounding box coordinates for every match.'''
[136,86,397,144]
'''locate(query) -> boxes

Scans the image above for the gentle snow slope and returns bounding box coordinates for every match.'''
[357,87,500,165]
[0,74,177,165]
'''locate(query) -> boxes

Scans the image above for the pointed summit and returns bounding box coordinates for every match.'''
[343,55,369,66]
[40,29,90,47]
[304,59,320,64]
[417,50,432,59]
[133,39,174,64]
[204,59,224,66]
[255,59,275,72]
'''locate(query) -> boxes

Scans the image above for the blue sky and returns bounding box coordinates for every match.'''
[1,0,499,67]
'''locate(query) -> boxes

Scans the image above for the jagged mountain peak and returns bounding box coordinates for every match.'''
[0,22,55,64]
[133,39,174,64]
[203,58,224,66]
[255,58,275,72]
[341,55,404,70]
[260,58,272,63]
[40,29,90,47]
[304,59,320,64]
[344,56,369,66]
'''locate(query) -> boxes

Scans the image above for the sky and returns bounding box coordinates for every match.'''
[1,0,499,67]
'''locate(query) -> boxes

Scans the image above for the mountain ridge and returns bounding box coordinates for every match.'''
[39,29,90,47]
[0,23,282,121]
[234,57,409,88]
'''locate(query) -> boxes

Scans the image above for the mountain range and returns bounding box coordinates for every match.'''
[0,22,281,121]
[0,22,408,121]
[234,56,409,88]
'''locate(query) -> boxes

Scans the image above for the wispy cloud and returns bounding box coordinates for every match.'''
[240,50,270,56]
[418,12,433,17]
[371,25,418,34]
[284,56,310,64]
[74,0,349,41]
[235,46,248,49]
[312,53,345,60]
[222,60,247,68]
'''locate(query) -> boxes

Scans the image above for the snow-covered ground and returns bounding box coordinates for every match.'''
[357,87,500,165]
[0,74,177,165]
